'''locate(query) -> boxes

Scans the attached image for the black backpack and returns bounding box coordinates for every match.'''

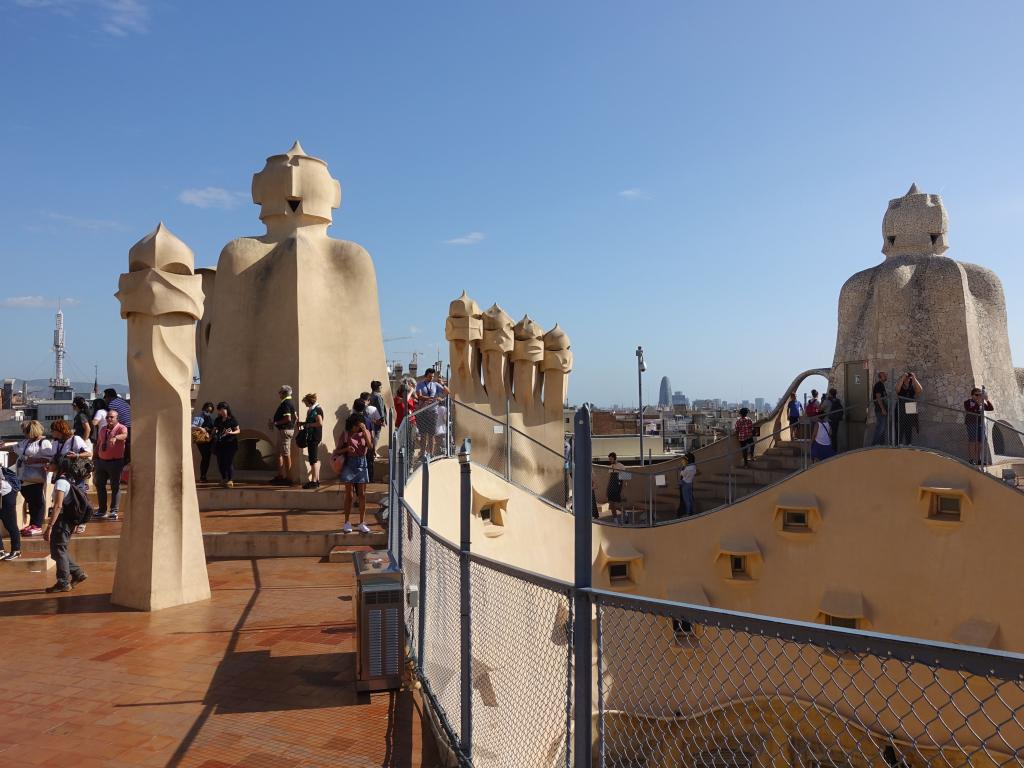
[61,482,94,527]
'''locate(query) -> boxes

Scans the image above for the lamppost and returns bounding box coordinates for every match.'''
[636,346,646,466]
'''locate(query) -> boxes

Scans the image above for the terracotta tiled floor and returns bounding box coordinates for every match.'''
[0,558,440,767]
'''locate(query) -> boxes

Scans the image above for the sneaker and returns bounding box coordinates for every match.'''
[225,481,234,489]
[45,582,72,593]
[19,525,32,535]
[93,511,108,520]
[71,572,88,587]
[302,481,316,489]
[25,525,43,537]
[5,551,20,561]
[108,512,119,521]
[356,523,371,534]
[342,522,353,534]
[0,551,7,561]
[75,525,87,534]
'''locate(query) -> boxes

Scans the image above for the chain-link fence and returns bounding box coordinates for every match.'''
[595,590,1024,767]
[390,406,1024,768]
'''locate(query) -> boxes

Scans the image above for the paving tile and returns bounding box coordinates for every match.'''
[0,557,439,767]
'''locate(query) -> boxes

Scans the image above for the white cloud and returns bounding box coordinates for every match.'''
[444,231,485,246]
[15,0,149,36]
[98,0,148,36]
[618,188,649,200]
[1,296,81,309]
[409,325,421,335]
[47,211,123,230]
[178,187,245,210]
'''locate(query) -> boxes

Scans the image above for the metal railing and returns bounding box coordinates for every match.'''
[388,406,1024,767]
[592,404,862,527]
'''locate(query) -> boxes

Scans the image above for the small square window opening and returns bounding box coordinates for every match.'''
[825,614,858,630]
[609,562,630,584]
[783,509,809,530]
[930,495,961,520]
[480,507,492,523]
[730,555,747,578]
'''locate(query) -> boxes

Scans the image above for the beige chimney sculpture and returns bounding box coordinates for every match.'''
[111,223,211,611]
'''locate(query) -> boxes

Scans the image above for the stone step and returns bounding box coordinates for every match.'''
[3,553,54,572]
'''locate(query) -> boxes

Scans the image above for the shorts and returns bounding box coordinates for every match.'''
[306,440,321,464]
[276,428,295,457]
[966,422,985,442]
[340,455,369,485]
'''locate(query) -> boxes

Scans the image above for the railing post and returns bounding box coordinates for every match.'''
[505,397,512,481]
[458,438,473,760]
[397,447,406,565]
[417,456,429,668]
[446,394,453,458]
[572,406,593,768]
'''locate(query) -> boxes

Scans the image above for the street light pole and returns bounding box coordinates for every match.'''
[636,346,646,467]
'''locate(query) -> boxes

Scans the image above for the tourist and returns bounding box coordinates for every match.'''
[606,452,626,523]
[213,402,241,487]
[360,391,383,480]
[414,368,448,404]
[49,419,92,465]
[4,421,50,536]
[301,393,324,489]
[734,407,755,466]
[394,382,412,427]
[964,387,994,465]
[49,419,93,532]
[872,372,889,446]
[90,397,108,435]
[806,390,821,420]
[434,398,449,457]
[0,464,21,561]
[193,402,216,482]
[104,388,132,463]
[896,372,923,445]
[826,387,843,442]
[72,397,92,442]
[42,456,88,593]
[810,414,835,462]
[786,393,802,441]
[93,410,128,520]
[268,385,298,485]
[369,380,388,430]
[415,370,447,456]
[678,452,697,517]
[333,413,373,534]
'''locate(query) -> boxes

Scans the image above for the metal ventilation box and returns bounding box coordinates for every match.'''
[354,550,405,691]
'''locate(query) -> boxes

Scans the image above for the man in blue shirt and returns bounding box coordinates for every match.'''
[414,369,448,456]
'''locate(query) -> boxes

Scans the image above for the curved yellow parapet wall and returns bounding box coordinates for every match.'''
[407,447,1024,651]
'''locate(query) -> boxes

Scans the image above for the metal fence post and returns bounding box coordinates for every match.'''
[572,406,593,768]
[505,397,512,481]
[417,457,429,668]
[397,447,406,565]
[458,438,473,760]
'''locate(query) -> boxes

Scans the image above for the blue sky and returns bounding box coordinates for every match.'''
[2,1,1023,407]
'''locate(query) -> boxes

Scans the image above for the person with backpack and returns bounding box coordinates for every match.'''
[42,455,90,592]
[300,393,324,489]
[192,402,216,482]
[0,465,22,560]
[48,418,94,533]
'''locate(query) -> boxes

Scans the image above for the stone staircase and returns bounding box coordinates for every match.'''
[693,443,806,512]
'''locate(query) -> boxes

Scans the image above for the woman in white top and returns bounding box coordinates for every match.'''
[48,419,92,465]
[90,397,108,436]
[810,415,835,463]
[0,420,51,534]
[677,452,697,517]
